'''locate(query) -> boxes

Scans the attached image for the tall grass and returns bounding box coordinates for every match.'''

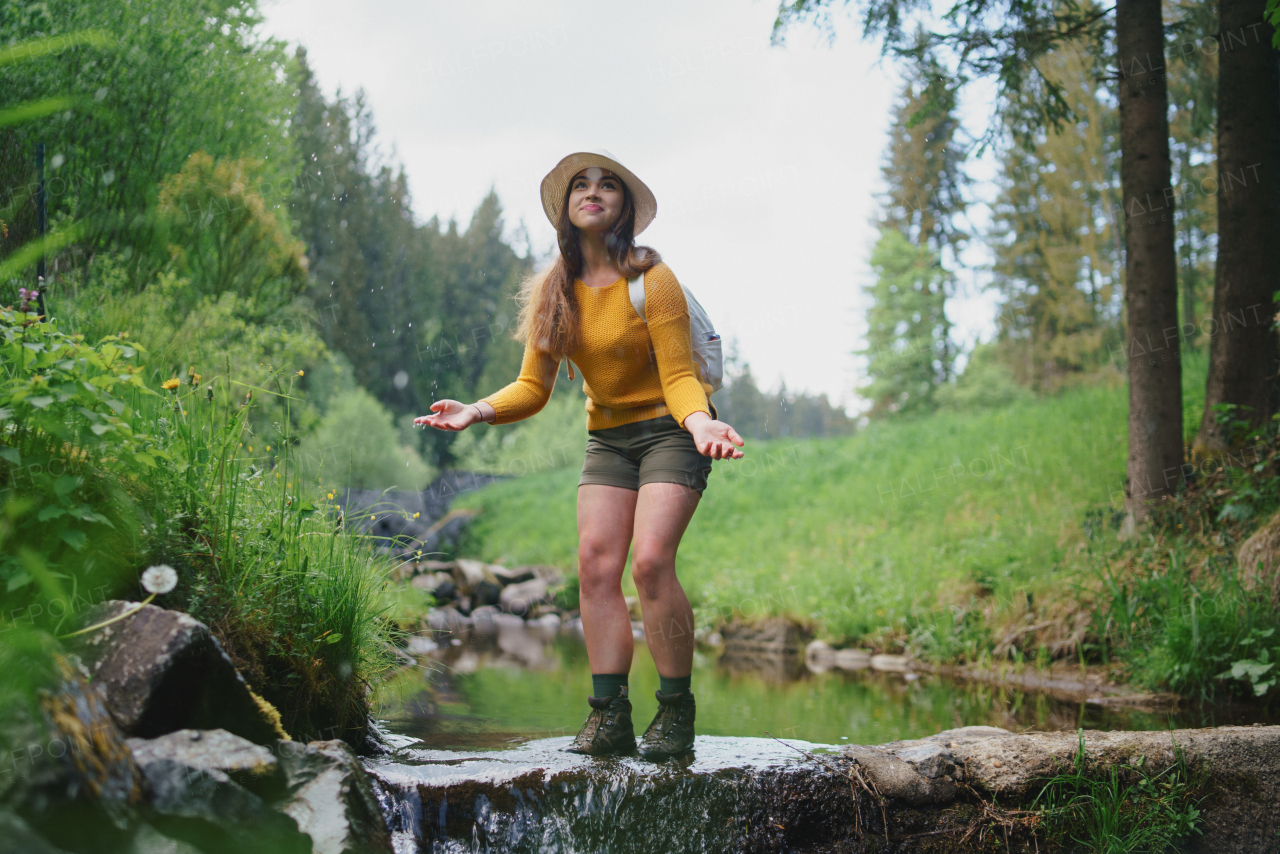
[126,368,396,742]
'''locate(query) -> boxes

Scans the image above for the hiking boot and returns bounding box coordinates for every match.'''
[638,690,696,759]
[565,688,636,756]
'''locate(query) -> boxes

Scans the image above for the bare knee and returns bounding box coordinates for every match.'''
[631,549,673,600]
[578,538,624,600]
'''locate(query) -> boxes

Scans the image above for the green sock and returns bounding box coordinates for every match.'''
[591,673,629,698]
[658,674,691,696]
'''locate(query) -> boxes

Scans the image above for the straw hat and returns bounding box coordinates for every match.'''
[540,149,657,236]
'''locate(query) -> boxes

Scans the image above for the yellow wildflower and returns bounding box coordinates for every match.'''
[297,370,305,377]
[161,378,180,391]
[412,512,420,519]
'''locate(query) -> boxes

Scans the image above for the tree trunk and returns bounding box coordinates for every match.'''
[1117,0,1184,523]
[1196,0,1280,451]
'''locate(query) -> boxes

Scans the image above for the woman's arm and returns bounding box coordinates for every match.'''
[645,266,744,459]
[644,266,714,427]
[414,343,558,432]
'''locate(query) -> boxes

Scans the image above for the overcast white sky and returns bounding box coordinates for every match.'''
[260,0,999,409]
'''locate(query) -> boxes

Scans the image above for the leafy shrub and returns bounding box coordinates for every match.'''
[61,256,337,445]
[157,152,308,315]
[0,305,161,631]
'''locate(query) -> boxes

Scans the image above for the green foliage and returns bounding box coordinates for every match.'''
[1032,731,1204,853]
[858,228,953,416]
[157,152,308,315]
[287,51,529,468]
[551,574,580,613]
[1091,419,1280,700]
[879,64,968,259]
[0,289,398,744]
[771,0,1114,146]
[298,387,434,491]
[988,47,1123,393]
[1094,554,1280,700]
[0,0,298,269]
[0,624,59,799]
[0,307,161,626]
[115,369,395,742]
[452,383,588,476]
[57,257,335,445]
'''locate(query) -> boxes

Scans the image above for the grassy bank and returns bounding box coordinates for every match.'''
[457,378,1131,641]
[453,352,1280,699]
[0,286,401,745]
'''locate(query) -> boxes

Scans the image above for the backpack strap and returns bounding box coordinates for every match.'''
[627,272,647,323]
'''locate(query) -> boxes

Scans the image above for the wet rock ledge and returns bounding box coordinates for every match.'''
[367,724,1280,854]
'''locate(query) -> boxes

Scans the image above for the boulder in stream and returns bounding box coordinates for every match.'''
[453,560,501,607]
[498,578,548,616]
[126,730,277,793]
[129,742,307,854]
[275,740,392,854]
[72,603,284,745]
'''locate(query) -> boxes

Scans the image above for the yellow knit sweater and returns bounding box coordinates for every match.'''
[481,262,712,431]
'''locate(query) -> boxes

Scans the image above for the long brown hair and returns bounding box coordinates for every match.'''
[514,179,659,356]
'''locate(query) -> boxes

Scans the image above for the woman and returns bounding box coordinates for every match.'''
[415,150,744,759]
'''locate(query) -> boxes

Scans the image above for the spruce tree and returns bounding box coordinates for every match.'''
[989,47,1123,391]
[858,67,965,415]
[858,229,953,415]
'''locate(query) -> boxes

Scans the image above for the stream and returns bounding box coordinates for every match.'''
[365,615,1275,853]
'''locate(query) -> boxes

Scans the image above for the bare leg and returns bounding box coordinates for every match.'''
[576,484,638,676]
[630,481,701,680]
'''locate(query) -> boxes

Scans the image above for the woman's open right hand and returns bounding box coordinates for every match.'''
[414,399,482,432]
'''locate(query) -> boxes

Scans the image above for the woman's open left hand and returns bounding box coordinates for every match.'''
[685,412,745,460]
[413,399,481,432]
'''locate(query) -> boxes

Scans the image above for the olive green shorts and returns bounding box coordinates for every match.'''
[579,415,713,493]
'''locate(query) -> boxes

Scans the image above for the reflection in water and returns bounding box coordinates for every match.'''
[375,617,1275,751]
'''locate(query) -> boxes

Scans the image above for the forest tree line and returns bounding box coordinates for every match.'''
[780,0,1280,521]
[0,0,851,489]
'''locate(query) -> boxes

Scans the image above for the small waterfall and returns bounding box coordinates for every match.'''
[364,736,856,853]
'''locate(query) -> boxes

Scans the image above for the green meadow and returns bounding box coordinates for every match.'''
[457,354,1209,652]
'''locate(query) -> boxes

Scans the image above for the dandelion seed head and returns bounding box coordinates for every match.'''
[141,564,178,595]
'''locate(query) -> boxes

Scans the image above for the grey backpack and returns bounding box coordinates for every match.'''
[627,271,724,394]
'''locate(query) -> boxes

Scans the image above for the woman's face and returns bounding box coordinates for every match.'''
[566,166,625,234]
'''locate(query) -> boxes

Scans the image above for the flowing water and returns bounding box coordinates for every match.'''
[366,615,1274,853]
